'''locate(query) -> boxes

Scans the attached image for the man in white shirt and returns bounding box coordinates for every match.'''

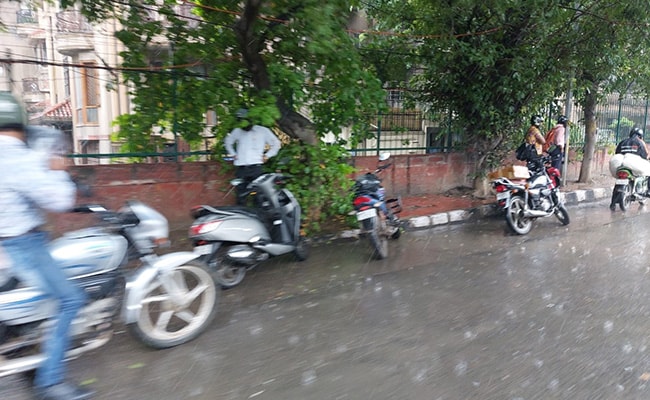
[0,93,92,400]
[224,108,281,205]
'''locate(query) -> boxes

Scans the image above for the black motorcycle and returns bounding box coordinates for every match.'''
[351,153,402,259]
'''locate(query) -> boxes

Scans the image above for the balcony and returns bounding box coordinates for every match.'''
[55,11,94,56]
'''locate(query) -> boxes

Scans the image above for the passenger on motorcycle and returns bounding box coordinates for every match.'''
[0,93,92,400]
[545,115,568,171]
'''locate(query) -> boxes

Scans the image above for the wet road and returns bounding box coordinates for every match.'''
[5,199,650,399]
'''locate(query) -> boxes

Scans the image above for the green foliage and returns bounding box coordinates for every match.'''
[362,0,573,175]
[68,0,386,147]
[266,141,355,234]
[609,117,635,130]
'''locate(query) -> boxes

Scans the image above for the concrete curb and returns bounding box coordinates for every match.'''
[328,187,611,240]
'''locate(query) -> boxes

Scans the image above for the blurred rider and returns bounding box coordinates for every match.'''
[0,93,92,400]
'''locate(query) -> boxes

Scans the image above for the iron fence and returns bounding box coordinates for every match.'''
[350,93,650,156]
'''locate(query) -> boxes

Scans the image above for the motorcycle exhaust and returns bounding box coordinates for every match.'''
[524,209,551,218]
[226,245,268,265]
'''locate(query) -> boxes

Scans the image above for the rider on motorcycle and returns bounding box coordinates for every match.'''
[616,127,649,159]
[0,93,92,400]
[609,127,650,209]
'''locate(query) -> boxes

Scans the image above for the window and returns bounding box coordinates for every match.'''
[387,89,404,109]
[76,62,99,124]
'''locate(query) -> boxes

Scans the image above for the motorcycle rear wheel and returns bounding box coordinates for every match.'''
[293,236,309,261]
[618,184,633,211]
[506,196,533,235]
[129,261,219,349]
[363,216,388,259]
[210,247,248,289]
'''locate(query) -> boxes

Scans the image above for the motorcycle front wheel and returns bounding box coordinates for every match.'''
[555,203,570,225]
[618,184,633,211]
[505,196,533,235]
[363,216,388,259]
[129,261,219,349]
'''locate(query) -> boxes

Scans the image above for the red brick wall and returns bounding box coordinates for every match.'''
[48,150,610,235]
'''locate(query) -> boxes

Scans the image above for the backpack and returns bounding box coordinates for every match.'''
[542,128,556,153]
[515,142,535,161]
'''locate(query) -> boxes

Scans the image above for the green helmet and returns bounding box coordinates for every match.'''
[0,92,26,129]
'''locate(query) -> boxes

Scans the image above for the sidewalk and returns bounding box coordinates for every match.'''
[334,176,613,240]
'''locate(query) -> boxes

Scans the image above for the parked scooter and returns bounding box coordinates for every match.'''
[609,153,650,211]
[352,152,402,259]
[189,173,308,288]
[0,201,219,378]
[492,155,569,235]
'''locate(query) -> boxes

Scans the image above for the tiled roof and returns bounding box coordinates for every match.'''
[29,98,72,122]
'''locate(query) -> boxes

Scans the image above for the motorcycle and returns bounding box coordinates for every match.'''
[609,153,650,211]
[0,201,219,378]
[352,152,402,259]
[189,173,308,289]
[491,155,570,235]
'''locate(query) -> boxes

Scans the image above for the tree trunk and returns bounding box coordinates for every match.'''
[578,83,599,183]
[234,0,317,145]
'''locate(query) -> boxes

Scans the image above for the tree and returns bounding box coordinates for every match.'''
[63,0,390,232]
[64,0,387,148]
[561,2,650,182]
[362,0,650,187]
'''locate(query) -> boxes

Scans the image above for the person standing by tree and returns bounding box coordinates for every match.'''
[224,108,282,205]
[0,93,92,400]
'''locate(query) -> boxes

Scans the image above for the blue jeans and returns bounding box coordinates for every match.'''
[2,231,85,388]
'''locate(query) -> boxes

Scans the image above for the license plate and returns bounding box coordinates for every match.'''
[193,244,213,255]
[356,208,377,221]
[615,179,629,185]
[496,192,510,200]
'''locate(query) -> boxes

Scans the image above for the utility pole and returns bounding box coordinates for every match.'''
[562,72,574,186]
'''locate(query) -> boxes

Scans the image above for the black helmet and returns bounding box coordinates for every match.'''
[557,115,568,124]
[0,92,26,130]
[530,114,544,126]
[235,108,249,119]
[630,127,644,139]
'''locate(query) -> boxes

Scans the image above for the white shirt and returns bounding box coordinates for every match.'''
[224,125,281,166]
[0,135,76,237]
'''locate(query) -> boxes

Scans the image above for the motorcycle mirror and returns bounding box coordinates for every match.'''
[379,152,391,162]
[230,178,243,187]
